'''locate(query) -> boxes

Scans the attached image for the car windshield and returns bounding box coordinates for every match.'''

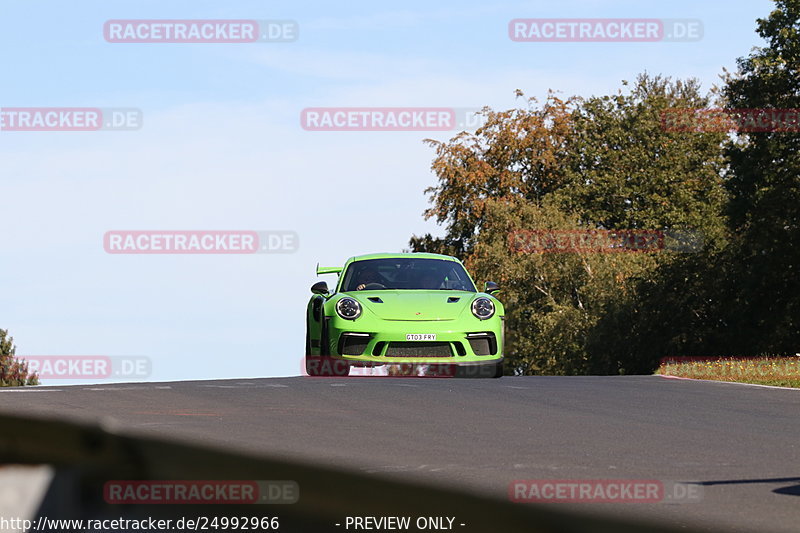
[340,258,476,292]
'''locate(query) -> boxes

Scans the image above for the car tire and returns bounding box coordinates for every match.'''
[306,356,350,377]
[305,317,350,377]
[489,361,504,378]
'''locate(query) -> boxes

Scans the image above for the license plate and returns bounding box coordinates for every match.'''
[406,334,436,341]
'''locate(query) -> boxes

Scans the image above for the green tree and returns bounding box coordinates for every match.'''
[0,329,39,386]
[560,75,727,240]
[565,75,730,373]
[410,92,577,257]
[412,75,728,374]
[718,0,800,354]
[467,198,655,375]
[587,1,800,366]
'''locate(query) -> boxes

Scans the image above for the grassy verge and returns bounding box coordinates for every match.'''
[656,357,800,388]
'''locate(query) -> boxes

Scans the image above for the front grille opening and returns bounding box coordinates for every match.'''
[340,334,371,356]
[385,342,453,357]
[467,334,497,356]
[372,341,386,356]
[454,342,467,356]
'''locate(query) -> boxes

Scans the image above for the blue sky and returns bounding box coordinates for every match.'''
[0,0,774,383]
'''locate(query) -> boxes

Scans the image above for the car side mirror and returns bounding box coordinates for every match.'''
[311,281,329,295]
[484,281,500,295]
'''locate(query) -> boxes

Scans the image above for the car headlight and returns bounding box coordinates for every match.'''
[336,297,362,320]
[471,297,495,320]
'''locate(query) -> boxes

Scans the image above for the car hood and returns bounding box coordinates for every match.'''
[353,290,474,321]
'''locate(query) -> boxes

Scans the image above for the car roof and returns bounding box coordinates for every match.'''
[345,252,460,263]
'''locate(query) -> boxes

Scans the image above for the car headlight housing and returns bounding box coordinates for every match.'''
[336,297,362,320]
[471,297,495,320]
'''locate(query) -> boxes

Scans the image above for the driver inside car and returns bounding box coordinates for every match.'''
[418,271,443,289]
[355,267,384,290]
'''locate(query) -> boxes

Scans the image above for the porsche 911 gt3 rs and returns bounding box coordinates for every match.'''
[305,253,504,378]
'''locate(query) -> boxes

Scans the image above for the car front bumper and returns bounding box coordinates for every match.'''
[324,315,504,366]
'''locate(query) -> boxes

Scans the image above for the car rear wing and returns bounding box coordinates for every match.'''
[316,264,343,276]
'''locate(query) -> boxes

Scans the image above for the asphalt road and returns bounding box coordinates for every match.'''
[1,375,799,533]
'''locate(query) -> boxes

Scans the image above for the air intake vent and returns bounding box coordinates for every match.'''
[385,342,453,357]
[467,333,497,356]
[339,334,371,355]
[447,297,460,303]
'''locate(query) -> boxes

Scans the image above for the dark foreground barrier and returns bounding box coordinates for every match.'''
[0,412,719,533]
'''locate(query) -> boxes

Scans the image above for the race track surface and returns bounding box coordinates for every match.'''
[2,375,799,533]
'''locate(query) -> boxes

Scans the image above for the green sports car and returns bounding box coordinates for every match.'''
[305,252,504,378]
